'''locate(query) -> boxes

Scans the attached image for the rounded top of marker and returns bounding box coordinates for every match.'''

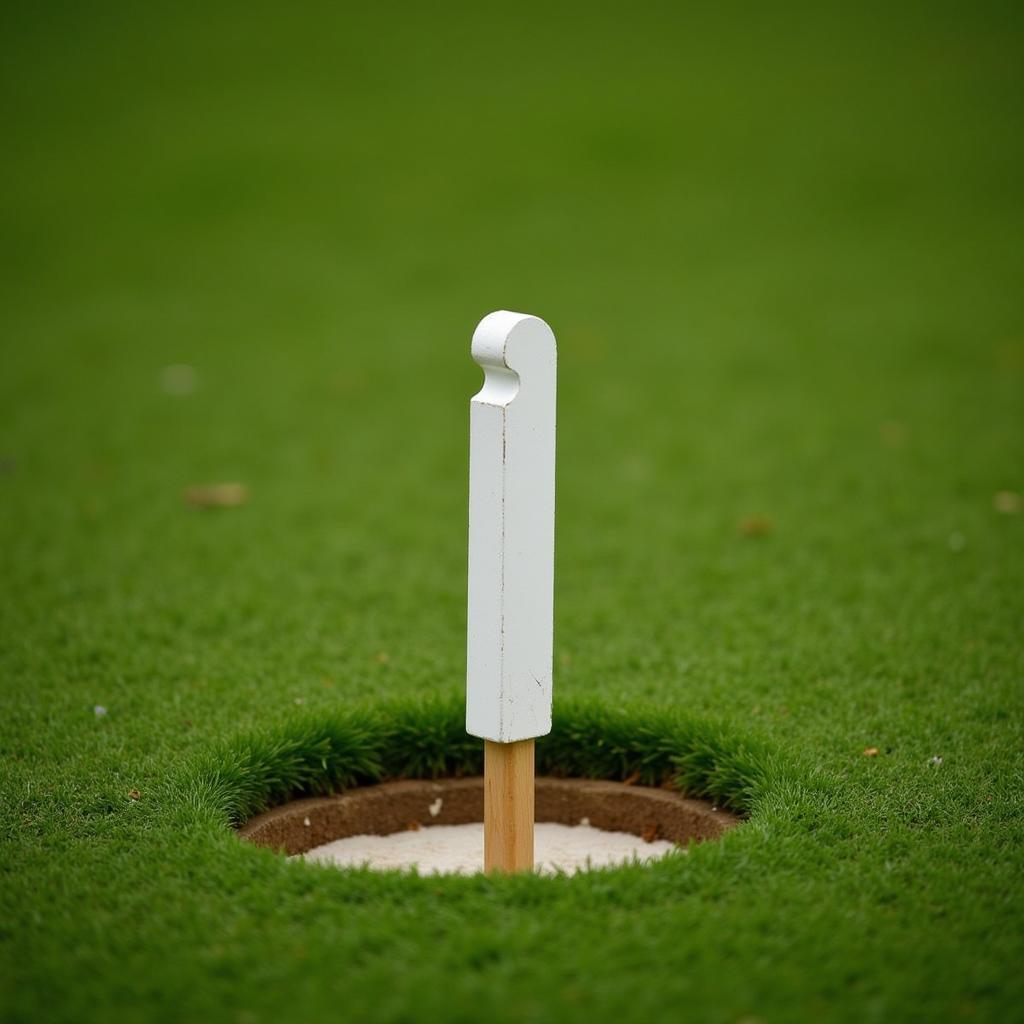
[471,311,556,371]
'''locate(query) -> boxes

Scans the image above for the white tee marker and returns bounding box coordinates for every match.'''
[466,310,556,873]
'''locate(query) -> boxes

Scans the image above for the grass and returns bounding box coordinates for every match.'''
[1,0,1023,1021]
[185,696,787,826]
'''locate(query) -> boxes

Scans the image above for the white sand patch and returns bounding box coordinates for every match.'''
[299,822,680,875]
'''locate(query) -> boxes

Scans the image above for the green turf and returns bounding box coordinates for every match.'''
[187,696,788,826]
[2,1,1023,1021]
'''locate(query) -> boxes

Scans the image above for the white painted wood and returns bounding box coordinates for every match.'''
[466,311,557,743]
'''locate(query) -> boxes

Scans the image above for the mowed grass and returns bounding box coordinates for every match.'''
[1,1,1022,1021]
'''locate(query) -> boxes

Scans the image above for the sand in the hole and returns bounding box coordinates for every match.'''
[299,821,680,875]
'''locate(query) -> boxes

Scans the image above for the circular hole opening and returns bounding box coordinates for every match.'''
[239,776,739,874]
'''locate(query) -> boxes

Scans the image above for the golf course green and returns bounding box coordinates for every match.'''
[2,2,1022,1021]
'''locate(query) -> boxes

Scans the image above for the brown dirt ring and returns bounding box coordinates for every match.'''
[239,777,740,856]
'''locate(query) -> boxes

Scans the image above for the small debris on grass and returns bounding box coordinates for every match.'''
[184,482,248,508]
[863,747,879,757]
[127,789,141,801]
[879,420,908,447]
[93,705,107,718]
[947,531,966,552]
[375,651,390,665]
[929,755,943,766]
[293,697,306,706]
[84,460,112,483]
[160,364,198,396]
[995,340,1024,373]
[993,491,1022,515]
[738,515,773,538]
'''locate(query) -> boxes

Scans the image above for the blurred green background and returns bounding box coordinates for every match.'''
[1,1,1022,1021]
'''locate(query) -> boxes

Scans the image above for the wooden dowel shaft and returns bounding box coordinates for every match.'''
[484,739,534,873]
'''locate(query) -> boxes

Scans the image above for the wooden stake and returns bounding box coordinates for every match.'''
[484,738,535,873]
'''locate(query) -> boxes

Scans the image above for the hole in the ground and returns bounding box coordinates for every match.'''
[238,776,739,875]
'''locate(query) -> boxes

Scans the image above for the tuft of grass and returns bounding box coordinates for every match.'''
[185,694,800,826]
[540,701,789,813]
